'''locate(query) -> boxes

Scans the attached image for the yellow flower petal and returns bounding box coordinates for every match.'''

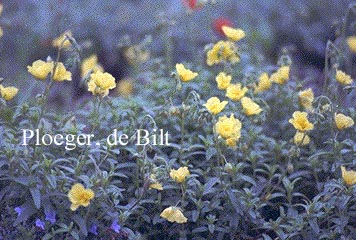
[298,88,314,110]
[160,207,187,223]
[335,113,354,130]
[27,60,54,80]
[204,97,228,115]
[222,26,245,42]
[347,36,356,53]
[170,167,190,183]
[52,30,72,49]
[288,111,314,132]
[241,97,262,116]
[335,70,353,85]
[81,54,104,78]
[52,62,72,81]
[206,41,240,66]
[270,66,290,84]
[176,63,198,82]
[341,166,356,186]
[215,114,242,141]
[216,72,232,90]
[0,85,18,101]
[254,72,271,93]
[117,78,134,98]
[67,183,94,211]
[293,131,310,146]
[226,84,248,101]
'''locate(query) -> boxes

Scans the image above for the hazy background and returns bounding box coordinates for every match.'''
[0,0,353,107]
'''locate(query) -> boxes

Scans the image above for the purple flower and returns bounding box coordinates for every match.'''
[89,224,98,235]
[35,219,45,230]
[14,207,22,216]
[45,211,56,224]
[110,219,121,233]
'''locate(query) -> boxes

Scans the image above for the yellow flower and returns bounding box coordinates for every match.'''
[91,72,116,90]
[149,174,163,190]
[176,63,198,82]
[254,72,271,93]
[160,206,187,223]
[0,85,18,101]
[270,66,290,84]
[226,84,248,101]
[67,183,95,211]
[52,30,72,49]
[206,41,240,66]
[335,113,354,130]
[52,62,72,81]
[346,36,356,53]
[124,46,150,65]
[215,114,242,141]
[216,72,232,90]
[335,70,353,85]
[27,60,54,80]
[241,97,262,116]
[117,78,134,98]
[289,111,314,132]
[81,55,104,78]
[293,131,310,146]
[149,182,163,190]
[88,80,109,97]
[204,97,228,115]
[88,72,116,97]
[170,167,190,183]
[341,166,356,186]
[221,26,246,42]
[226,137,237,148]
[298,88,314,110]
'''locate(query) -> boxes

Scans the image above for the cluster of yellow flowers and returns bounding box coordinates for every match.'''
[254,65,290,94]
[159,167,190,223]
[289,111,314,146]
[321,38,356,185]
[206,26,245,66]
[0,84,18,101]
[335,70,353,85]
[27,60,72,81]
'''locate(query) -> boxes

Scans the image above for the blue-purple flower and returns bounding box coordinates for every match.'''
[89,224,98,235]
[14,207,22,216]
[35,219,45,230]
[45,211,56,224]
[110,219,121,233]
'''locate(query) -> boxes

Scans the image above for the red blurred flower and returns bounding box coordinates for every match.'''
[212,17,233,36]
[182,0,201,11]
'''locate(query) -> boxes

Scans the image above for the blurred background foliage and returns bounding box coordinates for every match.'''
[0,0,353,107]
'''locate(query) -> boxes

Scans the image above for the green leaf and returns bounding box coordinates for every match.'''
[73,215,88,237]
[206,147,217,160]
[30,187,41,209]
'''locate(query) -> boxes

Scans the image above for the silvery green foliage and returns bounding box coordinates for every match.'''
[1,1,356,239]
